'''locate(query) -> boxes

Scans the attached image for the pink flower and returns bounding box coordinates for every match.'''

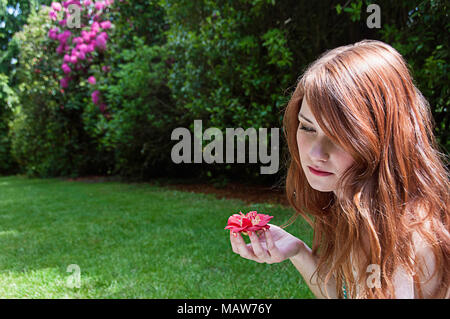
[89,30,97,40]
[82,33,91,42]
[48,28,59,40]
[100,20,111,29]
[69,55,78,64]
[95,35,107,50]
[52,2,62,11]
[76,51,86,60]
[99,103,107,113]
[63,54,71,63]
[98,31,108,40]
[84,0,92,6]
[94,1,105,10]
[62,63,71,74]
[60,77,70,88]
[88,76,96,85]
[57,30,71,44]
[78,43,88,53]
[102,65,110,73]
[91,22,100,33]
[72,37,83,44]
[56,43,66,54]
[225,211,273,235]
[91,90,100,105]
[63,0,81,8]
[58,19,66,26]
[86,43,95,53]
[49,10,58,21]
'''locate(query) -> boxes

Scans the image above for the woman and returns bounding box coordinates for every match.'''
[229,39,449,299]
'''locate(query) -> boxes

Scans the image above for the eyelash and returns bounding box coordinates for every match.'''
[298,123,315,133]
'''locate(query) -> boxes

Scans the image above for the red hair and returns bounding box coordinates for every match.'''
[282,39,449,298]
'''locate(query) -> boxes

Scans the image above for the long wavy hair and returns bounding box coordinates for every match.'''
[282,39,449,298]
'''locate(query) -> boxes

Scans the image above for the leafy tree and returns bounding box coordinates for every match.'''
[0,0,52,76]
[335,0,449,153]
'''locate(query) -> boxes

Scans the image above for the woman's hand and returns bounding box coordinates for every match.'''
[229,224,304,264]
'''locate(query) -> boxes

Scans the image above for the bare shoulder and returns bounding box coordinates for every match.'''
[411,230,441,298]
[405,203,450,298]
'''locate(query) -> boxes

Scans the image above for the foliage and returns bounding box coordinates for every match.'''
[89,36,182,178]
[9,6,101,177]
[163,0,293,131]
[335,0,449,154]
[3,0,448,181]
[0,0,52,75]
[80,0,184,179]
[0,73,18,173]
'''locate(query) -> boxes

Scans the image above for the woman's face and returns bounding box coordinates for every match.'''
[296,98,355,194]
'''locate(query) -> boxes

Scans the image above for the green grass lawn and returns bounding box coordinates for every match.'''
[0,175,315,298]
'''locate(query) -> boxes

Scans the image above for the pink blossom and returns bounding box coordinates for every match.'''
[72,37,83,44]
[49,10,58,21]
[58,19,66,26]
[99,103,107,113]
[94,1,105,11]
[100,20,111,29]
[70,55,78,64]
[63,0,81,8]
[102,65,110,73]
[63,54,71,63]
[62,63,71,74]
[98,31,108,40]
[78,43,88,53]
[76,51,86,60]
[84,0,92,6]
[48,28,59,39]
[95,35,107,50]
[82,33,91,42]
[86,43,95,53]
[91,22,100,33]
[60,77,70,88]
[52,2,62,11]
[88,76,96,85]
[91,90,100,105]
[57,30,71,44]
[225,211,273,235]
[89,30,97,40]
[56,43,66,54]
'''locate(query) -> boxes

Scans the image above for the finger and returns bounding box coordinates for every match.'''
[264,229,284,262]
[230,231,239,254]
[248,231,269,261]
[235,232,258,260]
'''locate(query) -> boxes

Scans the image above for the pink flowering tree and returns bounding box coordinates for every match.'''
[11,0,175,178]
[47,0,116,117]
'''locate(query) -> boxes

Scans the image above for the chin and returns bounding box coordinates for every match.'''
[309,183,335,193]
[305,175,336,193]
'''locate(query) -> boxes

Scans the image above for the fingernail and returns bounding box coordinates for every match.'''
[233,232,237,237]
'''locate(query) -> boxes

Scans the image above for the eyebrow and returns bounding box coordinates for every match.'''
[298,113,314,125]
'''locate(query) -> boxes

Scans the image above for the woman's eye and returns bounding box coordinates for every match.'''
[298,123,315,133]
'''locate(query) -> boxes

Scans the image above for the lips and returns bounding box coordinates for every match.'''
[308,166,333,176]
[308,166,332,174]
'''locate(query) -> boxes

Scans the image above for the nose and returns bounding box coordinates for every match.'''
[309,139,330,162]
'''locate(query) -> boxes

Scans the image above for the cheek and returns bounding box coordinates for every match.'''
[296,130,309,159]
[334,149,355,173]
